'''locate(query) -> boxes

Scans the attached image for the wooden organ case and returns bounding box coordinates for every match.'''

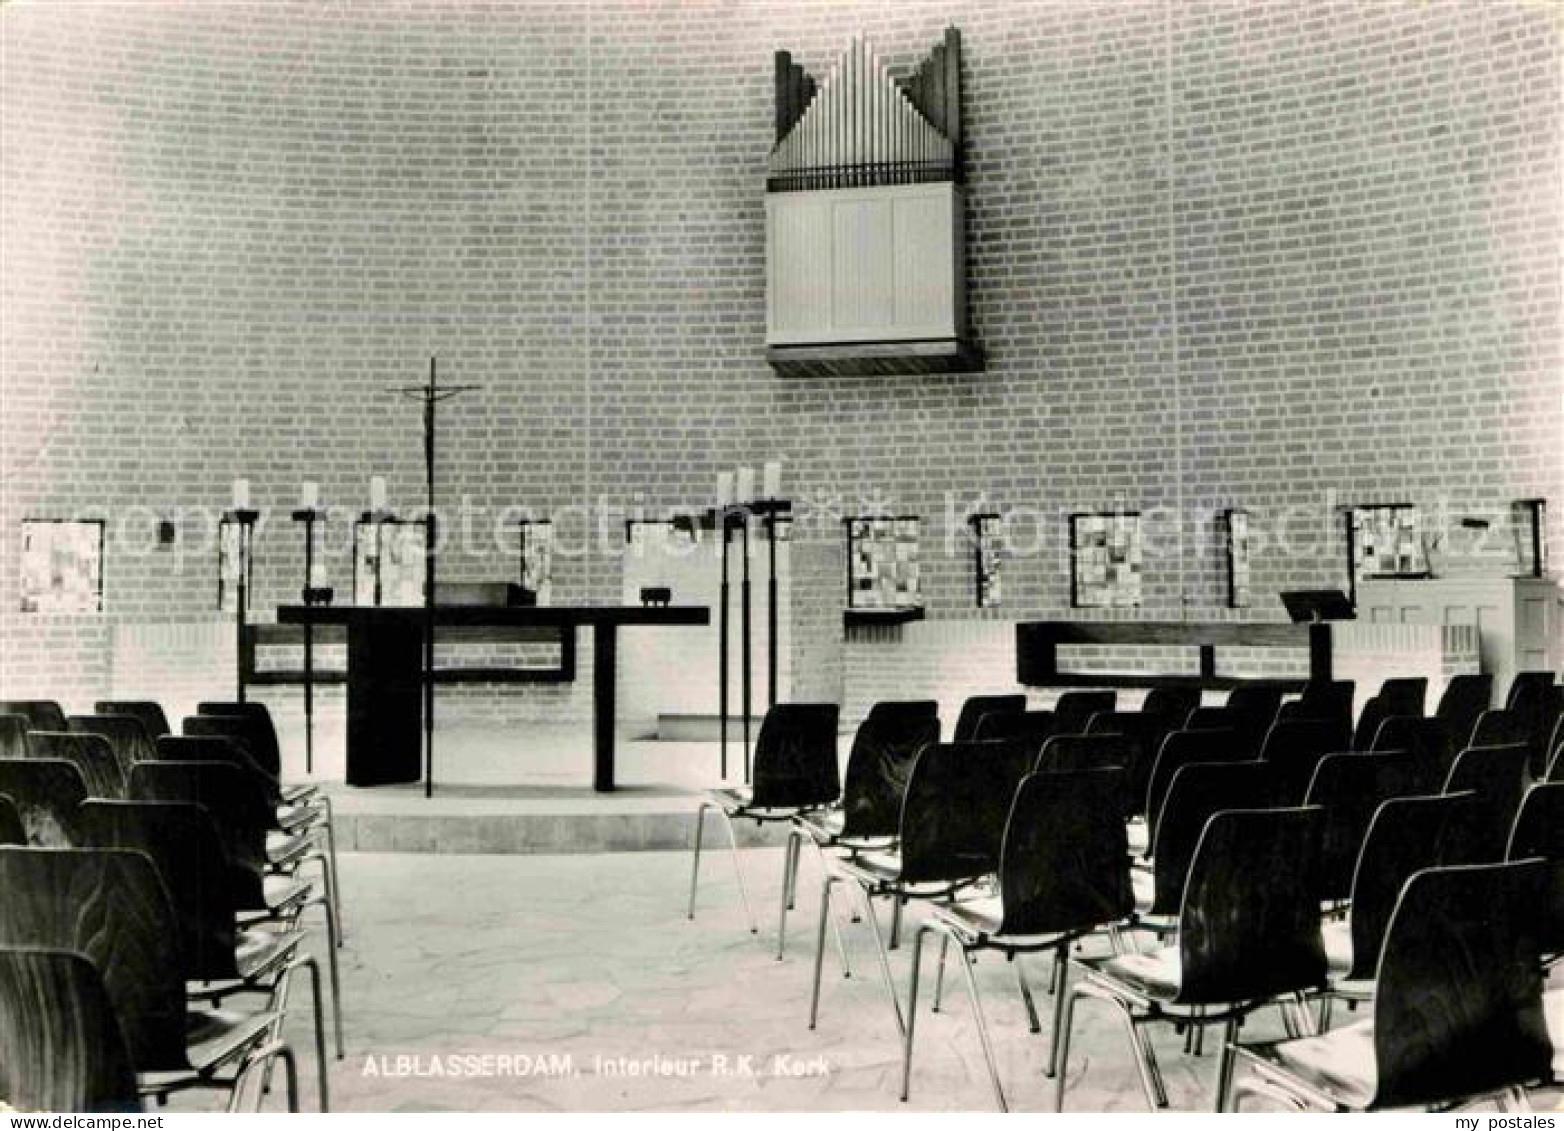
[765,29,982,377]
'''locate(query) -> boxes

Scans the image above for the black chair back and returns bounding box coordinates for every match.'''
[155,735,280,807]
[1442,743,1532,862]
[0,761,88,846]
[1303,751,1420,902]
[127,760,270,891]
[1371,715,1452,788]
[0,847,189,1074]
[1149,760,1276,918]
[1278,680,1353,746]
[973,709,1052,752]
[1053,691,1115,736]
[1370,860,1553,1109]
[183,713,280,778]
[1549,737,1564,784]
[0,947,138,1113]
[1506,784,1564,958]
[749,703,840,810]
[1224,684,1284,731]
[1183,705,1236,732]
[25,732,124,800]
[1144,728,1247,840]
[1175,806,1326,1005]
[0,715,29,759]
[837,702,938,839]
[1436,673,1492,751]
[1470,709,1535,773]
[0,700,67,732]
[67,715,154,781]
[953,694,1026,743]
[1258,717,1342,804]
[1140,687,1200,724]
[1505,670,1557,763]
[78,800,239,981]
[1084,710,1173,804]
[1035,732,1127,773]
[94,700,171,739]
[0,794,22,845]
[898,740,1031,885]
[995,769,1134,938]
[1346,792,1480,981]
[1352,677,1427,751]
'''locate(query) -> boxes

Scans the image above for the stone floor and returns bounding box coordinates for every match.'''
[221,848,1563,1113]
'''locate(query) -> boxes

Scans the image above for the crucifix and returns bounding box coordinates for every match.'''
[387,357,481,798]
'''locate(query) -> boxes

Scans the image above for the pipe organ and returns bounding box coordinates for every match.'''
[765,29,982,377]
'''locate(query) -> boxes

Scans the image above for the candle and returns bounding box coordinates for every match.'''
[370,475,387,512]
[763,460,782,500]
[232,478,250,510]
[716,471,733,508]
[300,481,319,510]
[736,466,755,502]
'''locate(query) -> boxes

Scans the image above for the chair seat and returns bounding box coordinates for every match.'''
[265,831,311,868]
[1243,1017,1377,1109]
[234,928,300,980]
[1089,945,1183,1000]
[831,850,902,886]
[277,804,318,834]
[282,783,319,805]
[933,895,1004,940]
[138,1009,278,1089]
[707,787,818,820]
[264,874,311,914]
[1322,919,1352,976]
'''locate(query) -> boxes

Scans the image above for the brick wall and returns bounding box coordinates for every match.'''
[3,1,1559,719]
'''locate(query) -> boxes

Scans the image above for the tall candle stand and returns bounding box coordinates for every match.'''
[291,506,331,774]
[219,508,260,702]
[752,499,793,707]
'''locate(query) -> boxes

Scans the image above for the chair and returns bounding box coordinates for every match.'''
[0,847,305,1110]
[1435,673,1493,752]
[1225,684,1285,729]
[1302,751,1420,903]
[779,701,937,960]
[0,759,89,844]
[184,711,281,777]
[94,700,172,740]
[1351,677,1427,751]
[688,703,839,936]
[901,769,1135,1110]
[1141,686,1200,723]
[1231,859,1553,1111]
[1036,733,1133,816]
[0,714,29,758]
[1442,743,1532,862]
[1321,792,1482,995]
[1140,761,1278,927]
[1056,807,1327,1112]
[0,948,139,1112]
[1550,734,1564,783]
[1143,729,1247,844]
[953,694,1027,743]
[1470,709,1535,773]
[1052,690,1116,735]
[0,794,22,845]
[972,709,1055,754]
[78,800,337,1079]
[1371,715,1453,789]
[1084,710,1174,807]
[809,740,1033,1039]
[1507,784,1564,964]
[0,700,68,732]
[1258,718,1343,805]
[68,714,156,780]
[1506,671,1558,775]
[1277,681,1353,747]
[25,731,124,799]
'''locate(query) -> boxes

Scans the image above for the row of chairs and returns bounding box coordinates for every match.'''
[689,673,1562,1112]
[0,697,340,1112]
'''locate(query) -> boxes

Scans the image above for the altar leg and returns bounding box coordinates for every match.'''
[346,617,423,787]
[593,623,618,792]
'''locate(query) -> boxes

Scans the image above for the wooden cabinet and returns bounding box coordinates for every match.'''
[1356,577,1561,705]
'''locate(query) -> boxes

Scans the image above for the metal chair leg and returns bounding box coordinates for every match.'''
[958,939,1007,1111]
[1215,1016,1240,1112]
[687,802,709,920]
[899,923,932,1102]
[312,896,346,1060]
[931,933,949,1012]
[1046,943,1069,1079]
[859,882,905,1037]
[1054,983,1081,1111]
[813,841,853,979]
[808,875,833,1030]
[1014,956,1041,1033]
[785,831,801,910]
[1134,1015,1169,1107]
[284,955,331,1113]
[776,828,799,960]
[889,894,904,950]
[716,808,757,934]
